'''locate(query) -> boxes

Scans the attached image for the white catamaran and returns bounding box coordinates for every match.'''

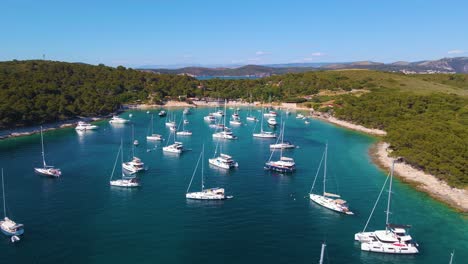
[270,121,295,149]
[1,169,25,240]
[208,140,238,169]
[163,128,185,154]
[110,143,140,188]
[34,126,61,177]
[309,143,353,215]
[186,145,232,200]
[122,125,145,174]
[354,160,419,254]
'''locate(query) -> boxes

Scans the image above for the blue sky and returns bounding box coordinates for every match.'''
[1,0,467,67]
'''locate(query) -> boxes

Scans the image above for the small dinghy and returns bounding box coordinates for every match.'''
[11,235,20,243]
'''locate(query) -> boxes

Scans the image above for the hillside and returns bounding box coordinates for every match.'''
[145,57,468,76]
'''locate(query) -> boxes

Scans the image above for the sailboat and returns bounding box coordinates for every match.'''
[253,109,276,138]
[246,95,258,122]
[122,125,145,173]
[186,145,232,200]
[208,140,238,169]
[165,111,176,127]
[213,99,238,140]
[0,169,24,239]
[110,142,140,188]
[264,140,296,173]
[354,160,419,254]
[34,126,61,177]
[146,114,163,141]
[309,143,353,215]
[270,121,295,149]
[163,127,184,154]
[176,115,192,136]
[229,109,242,126]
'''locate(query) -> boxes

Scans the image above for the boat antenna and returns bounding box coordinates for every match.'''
[385,160,395,229]
[2,168,6,218]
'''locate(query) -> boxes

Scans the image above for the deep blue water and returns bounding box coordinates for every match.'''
[0,108,466,263]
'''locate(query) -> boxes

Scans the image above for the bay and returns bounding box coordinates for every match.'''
[0,108,466,263]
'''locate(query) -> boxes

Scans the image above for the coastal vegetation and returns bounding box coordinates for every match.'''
[1,60,467,187]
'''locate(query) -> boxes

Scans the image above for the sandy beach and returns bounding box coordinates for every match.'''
[371,142,468,212]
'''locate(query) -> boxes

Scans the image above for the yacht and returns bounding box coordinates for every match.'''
[212,110,224,117]
[146,114,163,141]
[158,110,167,117]
[209,154,238,169]
[122,126,145,174]
[133,140,139,146]
[264,156,296,173]
[183,108,191,115]
[354,160,419,254]
[204,114,216,122]
[163,142,184,154]
[110,144,140,188]
[75,121,98,131]
[229,119,242,126]
[1,169,25,238]
[246,116,258,122]
[176,118,192,136]
[270,122,295,149]
[109,115,129,124]
[296,113,304,119]
[34,127,61,177]
[264,111,277,117]
[267,117,277,126]
[186,146,231,200]
[183,119,189,125]
[309,143,353,215]
[213,100,238,140]
[253,111,276,138]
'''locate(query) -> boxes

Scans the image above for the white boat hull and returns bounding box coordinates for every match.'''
[176,131,192,136]
[110,179,140,187]
[253,133,276,138]
[270,143,295,149]
[208,158,238,169]
[34,167,61,177]
[147,135,163,141]
[360,241,419,254]
[309,194,353,215]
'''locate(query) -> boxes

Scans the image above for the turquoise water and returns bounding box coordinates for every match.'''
[0,108,466,263]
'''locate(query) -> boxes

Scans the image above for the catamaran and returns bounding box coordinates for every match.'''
[109,115,129,124]
[253,109,276,138]
[146,114,163,141]
[110,143,140,188]
[213,100,238,140]
[208,141,238,169]
[34,126,61,177]
[75,121,98,131]
[186,145,231,200]
[264,142,296,173]
[309,143,353,215]
[0,169,24,240]
[270,121,295,149]
[122,125,145,173]
[163,128,185,154]
[354,160,419,254]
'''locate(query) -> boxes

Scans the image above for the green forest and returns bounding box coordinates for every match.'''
[0,60,467,187]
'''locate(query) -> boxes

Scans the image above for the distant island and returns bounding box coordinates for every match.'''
[142,57,468,77]
[0,60,466,198]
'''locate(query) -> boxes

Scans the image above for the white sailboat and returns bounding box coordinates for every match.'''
[246,95,258,121]
[0,169,24,239]
[309,143,353,215]
[146,114,163,141]
[213,99,238,140]
[163,128,184,154]
[110,142,140,188]
[122,125,145,173]
[253,109,276,138]
[176,115,192,136]
[270,121,295,149]
[208,141,238,169]
[229,109,242,126]
[186,145,231,200]
[354,160,419,254]
[165,111,176,127]
[34,126,61,177]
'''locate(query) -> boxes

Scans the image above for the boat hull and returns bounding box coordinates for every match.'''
[309,194,353,215]
[186,192,226,200]
[264,163,295,173]
[34,168,61,177]
[360,241,419,254]
[110,180,140,188]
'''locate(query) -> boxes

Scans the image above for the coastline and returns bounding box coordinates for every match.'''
[370,142,468,212]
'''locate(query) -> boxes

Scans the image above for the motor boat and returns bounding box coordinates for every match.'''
[265,157,296,173]
[75,121,98,131]
[209,154,239,169]
[109,116,129,124]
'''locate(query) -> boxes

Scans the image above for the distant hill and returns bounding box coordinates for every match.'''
[143,57,468,76]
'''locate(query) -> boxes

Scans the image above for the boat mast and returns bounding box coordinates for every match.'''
[151,114,154,135]
[223,99,227,128]
[323,142,328,195]
[260,108,264,133]
[319,242,326,264]
[201,144,205,191]
[2,169,6,218]
[449,250,454,264]
[110,142,122,181]
[131,124,135,158]
[120,139,124,179]
[385,160,395,229]
[40,126,46,167]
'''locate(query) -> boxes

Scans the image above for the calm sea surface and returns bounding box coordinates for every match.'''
[1,108,466,263]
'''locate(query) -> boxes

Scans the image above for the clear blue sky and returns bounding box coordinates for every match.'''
[1,0,467,67]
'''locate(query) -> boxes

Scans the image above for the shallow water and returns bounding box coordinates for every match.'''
[1,108,466,263]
